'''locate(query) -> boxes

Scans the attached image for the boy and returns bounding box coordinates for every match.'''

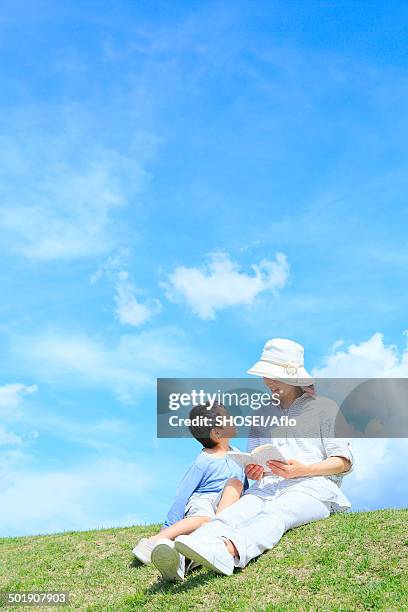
[132,402,246,581]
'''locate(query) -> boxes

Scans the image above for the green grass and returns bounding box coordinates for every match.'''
[1,509,407,611]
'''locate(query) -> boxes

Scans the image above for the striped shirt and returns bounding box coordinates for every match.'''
[245,393,354,512]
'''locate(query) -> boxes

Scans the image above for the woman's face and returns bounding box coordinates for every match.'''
[263,378,295,404]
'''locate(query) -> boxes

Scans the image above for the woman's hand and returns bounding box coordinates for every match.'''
[245,463,264,480]
[267,459,309,479]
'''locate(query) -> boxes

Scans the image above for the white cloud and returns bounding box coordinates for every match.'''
[313,332,408,378]
[310,334,408,435]
[163,251,290,320]
[0,383,38,448]
[0,154,143,261]
[0,383,38,416]
[114,271,161,327]
[311,333,408,421]
[0,457,153,537]
[0,426,23,447]
[347,438,389,482]
[91,258,161,327]
[310,332,408,432]
[12,328,200,403]
[0,111,155,261]
[90,255,124,284]
[342,439,408,510]
[0,448,28,494]
[312,333,408,511]
[25,413,137,453]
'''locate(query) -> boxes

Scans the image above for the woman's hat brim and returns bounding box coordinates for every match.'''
[247,359,314,387]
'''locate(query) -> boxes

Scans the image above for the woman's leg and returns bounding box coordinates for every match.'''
[190,493,265,542]
[225,490,331,568]
[215,478,244,515]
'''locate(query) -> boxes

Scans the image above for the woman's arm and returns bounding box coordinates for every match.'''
[307,456,351,476]
[267,455,351,479]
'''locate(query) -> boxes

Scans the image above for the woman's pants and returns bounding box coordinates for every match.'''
[190,488,331,568]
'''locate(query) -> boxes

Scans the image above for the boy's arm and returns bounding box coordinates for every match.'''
[162,463,204,528]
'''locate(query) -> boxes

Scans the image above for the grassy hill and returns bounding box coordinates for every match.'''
[1,509,407,611]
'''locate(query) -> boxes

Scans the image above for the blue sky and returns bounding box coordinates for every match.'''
[1,1,408,537]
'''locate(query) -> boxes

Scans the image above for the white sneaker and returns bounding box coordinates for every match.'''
[132,538,156,564]
[151,538,185,582]
[175,535,234,576]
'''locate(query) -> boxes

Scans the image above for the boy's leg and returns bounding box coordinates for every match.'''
[151,515,210,542]
[215,478,244,515]
[150,494,218,580]
[150,491,220,542]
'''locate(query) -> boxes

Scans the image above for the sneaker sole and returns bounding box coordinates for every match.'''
[132,547,151,565]
[175,539,233,576]
[151,543,184,582]
[186,559,200,573]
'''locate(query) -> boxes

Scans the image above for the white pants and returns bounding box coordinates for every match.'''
[191,488,331,568]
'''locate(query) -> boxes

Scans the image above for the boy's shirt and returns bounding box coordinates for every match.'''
[163,446,245,528]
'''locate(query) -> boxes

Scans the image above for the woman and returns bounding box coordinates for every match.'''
[174,338,354,575]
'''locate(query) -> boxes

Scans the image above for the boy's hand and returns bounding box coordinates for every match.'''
[267,459,308,479]
[245,464,264,480]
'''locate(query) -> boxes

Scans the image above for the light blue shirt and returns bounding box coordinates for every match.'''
[163,447,245,527]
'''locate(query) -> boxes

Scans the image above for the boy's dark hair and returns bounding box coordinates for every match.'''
[188,402,225,448]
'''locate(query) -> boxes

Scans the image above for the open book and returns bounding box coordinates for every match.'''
[227,444,288,473]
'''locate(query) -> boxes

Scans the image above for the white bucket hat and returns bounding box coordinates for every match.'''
[247,338,314,386]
